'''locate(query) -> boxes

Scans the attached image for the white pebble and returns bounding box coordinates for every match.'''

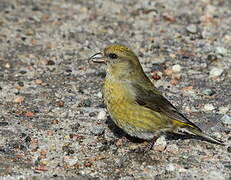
[166,163,176,171]
[97,92,102,98]
[215,47,227,55]
[154,136,167,151]
[186,24,197,33]
[97,110,107,120]
[172,64,182,73]
[5,63,11,68]
[218,106,229,114]
[221,114,231,125]
[203,104,215,111]
[209,67,224,78]
[65,158,78,166]
[208,170,225,180]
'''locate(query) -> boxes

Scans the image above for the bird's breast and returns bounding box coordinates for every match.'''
[103,77,135,123]
[103,77,135,107]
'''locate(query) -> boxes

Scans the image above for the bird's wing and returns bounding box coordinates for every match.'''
[132,83,201,130]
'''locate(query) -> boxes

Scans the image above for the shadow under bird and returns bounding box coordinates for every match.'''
[89,44,224,151]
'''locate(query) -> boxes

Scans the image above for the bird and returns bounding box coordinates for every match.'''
[89,44,224,151]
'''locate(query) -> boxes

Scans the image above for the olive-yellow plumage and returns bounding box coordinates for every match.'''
[90,44,224,149]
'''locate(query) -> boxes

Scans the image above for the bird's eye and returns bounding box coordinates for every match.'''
[108,53,118,59]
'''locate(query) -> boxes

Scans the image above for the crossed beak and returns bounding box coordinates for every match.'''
[88,52,106,63]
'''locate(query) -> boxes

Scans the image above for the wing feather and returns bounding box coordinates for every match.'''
[133,83,201,130]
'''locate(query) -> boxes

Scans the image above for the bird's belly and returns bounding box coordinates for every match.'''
[103,80,167,140]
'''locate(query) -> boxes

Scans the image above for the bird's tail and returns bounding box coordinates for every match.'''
[184,126,224,146]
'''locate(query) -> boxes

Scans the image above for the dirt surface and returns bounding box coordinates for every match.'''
[0,0,230,179]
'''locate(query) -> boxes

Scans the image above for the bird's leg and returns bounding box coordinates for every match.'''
[143,136,159,152]
[133,136,159,153]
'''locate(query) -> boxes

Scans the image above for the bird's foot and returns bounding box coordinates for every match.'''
[131,136,159,153]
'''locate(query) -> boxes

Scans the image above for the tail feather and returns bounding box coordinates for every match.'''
[185,127,224,146]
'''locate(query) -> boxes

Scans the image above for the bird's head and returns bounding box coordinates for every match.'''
[89,44,144,79]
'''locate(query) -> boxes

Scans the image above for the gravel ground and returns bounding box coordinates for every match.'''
[0,0,230,179]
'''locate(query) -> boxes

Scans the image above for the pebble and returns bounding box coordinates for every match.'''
[65,158,78,166]
[223,35,231,42]
[119,176,135,180]
[97,92,103,98]
[220,114,231,125]
[215,47,227,56]
[90,126,105,136]
[164,68,173,76]
[207,54,217,62]
[203,104,215,111]
[209,67,224,78]
[227,147,231,153]
[79,99,92,107]
[14,96,25,103]
[5,63,11,68]
[186,24,197,33]
[166,163,176,171]
[207,170,225,180]
[97,110,107,120]
[0,122,9,126]
[172,64,182,73]
[203,88,215,96]
[153,136,167,151]
[89,112,96,117]
[47,60,55,65]
[166,144,179,154]
[218,106,229,114]
[35,79,43,85]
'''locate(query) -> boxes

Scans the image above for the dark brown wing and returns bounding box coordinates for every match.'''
[133,83,201,130]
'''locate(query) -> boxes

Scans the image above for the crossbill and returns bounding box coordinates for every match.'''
[89,44,224,150]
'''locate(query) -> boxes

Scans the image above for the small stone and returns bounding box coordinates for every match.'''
[203,104,215,111]
[166,163,176,171]
[56,100,64,107]
[40,59,48,65]
[218,106,229,114]
[223,35,231,42]
[19,70,27,74]
[14,96,25,103]
[17,81,24,87]
[47,60,55,65]
[97,110,107,120]
[186,24,197,34]
[215,47,227,56]
[119,176,135,180]
[164,68,173,76]
[209,67,224,78]
[89,112,96,117]
[221,114,231,125]
[5,63,11,68]
[0,122,9,126]
[227,147,231,153]
[65,158,78,166]
[207,170,225,180]
[35,79,43,85]
[97,92,102,98]
[153,136,167,151]
[172,64,182,73]
[207,54,217,62]
[90,126,105,136]
[70,123,80,132]
[166,144,179,154]
[79,99,92,107]
[151,71,162,80]
[203,88,215,96]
